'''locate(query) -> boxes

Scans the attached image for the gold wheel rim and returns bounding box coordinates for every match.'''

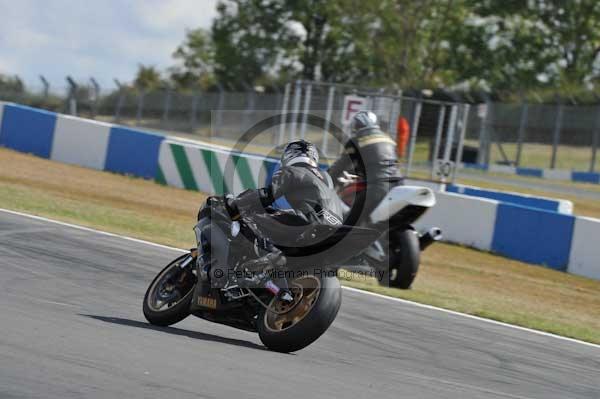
[264,276,321,332]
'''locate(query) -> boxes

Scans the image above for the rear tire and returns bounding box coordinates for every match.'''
[257,275,341,353]
[143,254,195,327]
[381,229,420,289]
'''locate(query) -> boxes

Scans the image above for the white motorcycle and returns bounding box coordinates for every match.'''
[337,172,442,288]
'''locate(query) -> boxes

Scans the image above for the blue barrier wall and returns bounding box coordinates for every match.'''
[0,104,56,158]
[446,184,569,213]
[492,204,575,270]
[105,127,164,179]
[571,171,600,184]
[461,161,600,185]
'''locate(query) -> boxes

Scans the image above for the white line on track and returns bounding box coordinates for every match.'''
[2,207,599,351]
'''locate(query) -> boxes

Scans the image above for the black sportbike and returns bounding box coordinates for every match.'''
[143,194,431,352]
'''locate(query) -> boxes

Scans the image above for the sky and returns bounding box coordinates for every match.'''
[0,0,218,92]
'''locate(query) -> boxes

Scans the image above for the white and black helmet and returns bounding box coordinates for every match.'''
[281,140,319,167]
[350,110,379,136]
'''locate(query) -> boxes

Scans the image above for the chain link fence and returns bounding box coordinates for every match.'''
[2,80,599,175]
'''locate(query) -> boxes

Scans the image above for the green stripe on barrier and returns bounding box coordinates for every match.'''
[170,144,198,191]
[155,165,167,185]
[201,149,229,195]
[232,154,256,189]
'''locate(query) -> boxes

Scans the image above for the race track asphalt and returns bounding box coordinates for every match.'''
[0,210,599,399]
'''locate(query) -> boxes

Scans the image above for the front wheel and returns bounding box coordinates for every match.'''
[143,253,197,326]
[257,275,342,353]
[380,229,420,289]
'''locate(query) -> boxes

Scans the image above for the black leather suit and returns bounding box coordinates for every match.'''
[328,128,400,225]
[233,162,344,247]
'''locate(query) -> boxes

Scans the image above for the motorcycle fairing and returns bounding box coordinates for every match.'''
[369,185,436,224]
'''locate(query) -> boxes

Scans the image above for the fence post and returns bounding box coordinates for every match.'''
[242,82,255,131]
[590,106,600,172]
[453,104,470,182]
[191,91,199,132]
[430,105,446,179]
[39,75,49,99]
[299,83,312,139]
[550,103,564,169]
[388,90,402,129]
[215,82,225,135]
[66,76,78,116]
[136,90,145,126]
[443,104,459,162]
[162,88,172,127]
[278,83,291,145]
[515,102,528,166]
[289,80,302,140]
[476,97,491,165]
[322,85,335,157]
[113,79,125,123]
[90,77,100,119]
[404,100,422,177]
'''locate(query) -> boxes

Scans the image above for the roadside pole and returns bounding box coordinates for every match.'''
[278,83,291,145]
[404,100,422,177]
[550,103,564,169]
[515,102,528,167]
[289,80,302,140]
[136,90,145,126]
[431,105,446,179]
[322,85,335,157]
[162,88,172,127]
[191,91,199,132]
[443,105,459,162]
[215,82,225,136]
[299,83,312,140]
[590,105,600,172]
[453,104,470,182]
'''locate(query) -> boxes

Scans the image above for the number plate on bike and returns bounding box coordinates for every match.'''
[198,296,217,309]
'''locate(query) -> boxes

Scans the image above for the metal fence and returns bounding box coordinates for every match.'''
[2,80,599,175]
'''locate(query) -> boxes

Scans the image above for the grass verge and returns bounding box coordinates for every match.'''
[1,147,599,344]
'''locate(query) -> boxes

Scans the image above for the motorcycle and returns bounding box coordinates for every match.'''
[336,172,442,289]
[143,196,382,352]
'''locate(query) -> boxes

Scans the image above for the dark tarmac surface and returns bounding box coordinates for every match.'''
[1,209,598,399]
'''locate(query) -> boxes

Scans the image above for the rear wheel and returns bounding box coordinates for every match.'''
[257,275,341,353]
[380,229,420,289]
[143,254,197,326]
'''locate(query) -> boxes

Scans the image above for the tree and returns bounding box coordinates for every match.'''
[204,0,471,87]
[439,0,600,91]
[134,65,164,90]
[170,28,216,89]
[173,0,600,95]
[0,74,25,93]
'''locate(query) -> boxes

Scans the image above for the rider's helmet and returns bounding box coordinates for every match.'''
[281,140,319,168]
[350,110,379,136]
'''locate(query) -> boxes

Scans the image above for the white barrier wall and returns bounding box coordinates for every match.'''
[51,114,112,170]
[567,216,600,280]
[415,192,498,251]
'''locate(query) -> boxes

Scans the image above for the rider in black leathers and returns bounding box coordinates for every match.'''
[328,111,401,225]
[227,140,343,292]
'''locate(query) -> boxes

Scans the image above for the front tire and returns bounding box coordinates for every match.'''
[257,275,342,353]
[143,254,196,326]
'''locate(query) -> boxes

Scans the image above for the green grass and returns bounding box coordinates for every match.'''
[410,138,598,171]
[1,147,600,344]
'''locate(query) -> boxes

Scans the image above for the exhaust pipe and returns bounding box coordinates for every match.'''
[419,227,442,250]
